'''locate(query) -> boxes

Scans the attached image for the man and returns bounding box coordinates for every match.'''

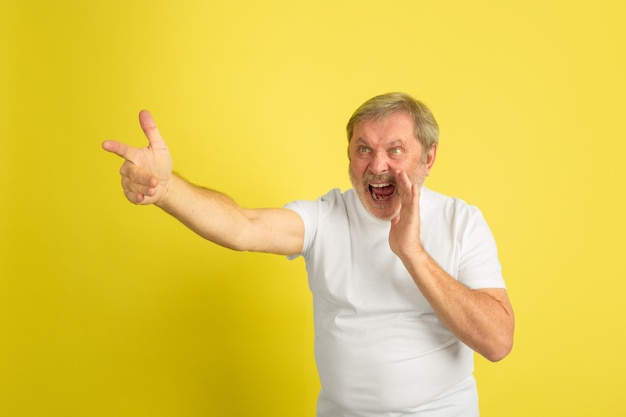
[102,92,514,416]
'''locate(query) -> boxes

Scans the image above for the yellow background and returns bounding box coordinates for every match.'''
[2,0,625,416]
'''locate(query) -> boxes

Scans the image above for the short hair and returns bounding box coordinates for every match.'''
[346,92,439,152]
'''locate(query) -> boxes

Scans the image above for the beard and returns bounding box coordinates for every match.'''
[349,169,400,221]
[348,158,429,221]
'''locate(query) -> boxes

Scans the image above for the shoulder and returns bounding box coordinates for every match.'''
[283,188,353,259]
[421,188,495,247]
[286,188,352,214]
[422,187,483,221]
[422,188,503,287]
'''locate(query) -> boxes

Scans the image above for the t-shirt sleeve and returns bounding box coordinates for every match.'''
[284,199,317,260]
[458,207,506,290]
[284,189,340,261]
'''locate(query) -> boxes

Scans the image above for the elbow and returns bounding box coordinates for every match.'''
[481,325,515,362]
[482,302,515,362]
[482,338,514,362]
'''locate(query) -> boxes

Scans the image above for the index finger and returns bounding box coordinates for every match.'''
[102,139,138,161]
[395,170,421,206]
[395,170,413,195]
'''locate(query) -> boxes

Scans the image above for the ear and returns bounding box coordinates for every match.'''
[423,144,437,173]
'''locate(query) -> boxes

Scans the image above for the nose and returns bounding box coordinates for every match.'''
[369,151,390,175]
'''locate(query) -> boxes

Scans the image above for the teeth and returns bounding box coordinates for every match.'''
[370,183,390,188]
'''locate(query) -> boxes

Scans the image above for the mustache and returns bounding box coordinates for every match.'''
[363,173,397,185]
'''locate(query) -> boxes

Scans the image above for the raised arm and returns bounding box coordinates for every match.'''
[102,110,304,256]
[389,171,515,362]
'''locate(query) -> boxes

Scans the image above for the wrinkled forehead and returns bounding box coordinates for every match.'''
[349,111,417,142]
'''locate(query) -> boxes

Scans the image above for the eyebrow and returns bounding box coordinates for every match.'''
[387,139,404,147]
[353,138,404,147]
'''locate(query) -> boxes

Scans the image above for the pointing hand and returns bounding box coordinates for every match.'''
[102,110,173,205]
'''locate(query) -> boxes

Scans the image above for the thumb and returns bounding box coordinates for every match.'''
[139,110,168,151]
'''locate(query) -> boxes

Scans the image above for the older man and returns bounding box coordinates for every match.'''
[103,92,514,417]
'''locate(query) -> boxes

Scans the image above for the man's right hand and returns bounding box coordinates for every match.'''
[102,110,173,205]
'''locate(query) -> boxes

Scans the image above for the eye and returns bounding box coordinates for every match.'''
[358,146,370,153]
[389,147,403,155]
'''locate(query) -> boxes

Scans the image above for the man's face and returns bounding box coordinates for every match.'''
[348,112,436,220]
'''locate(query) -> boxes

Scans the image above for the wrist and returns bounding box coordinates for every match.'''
[155,174,178,209]
[397,244,429,267]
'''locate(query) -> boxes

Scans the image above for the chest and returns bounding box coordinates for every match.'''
[306,212,461,315]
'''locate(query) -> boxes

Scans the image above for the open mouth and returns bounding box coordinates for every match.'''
[369,182,396,202]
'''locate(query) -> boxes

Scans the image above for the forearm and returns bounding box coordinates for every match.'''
[154,174,304,255]
[400,250,515,362]
[155,174,253,251]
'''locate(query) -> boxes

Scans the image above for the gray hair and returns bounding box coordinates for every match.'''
[346,92,439,152]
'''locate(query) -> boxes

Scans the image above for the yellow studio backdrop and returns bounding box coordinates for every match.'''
[1,0,625,416]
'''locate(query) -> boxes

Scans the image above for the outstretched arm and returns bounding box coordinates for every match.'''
[102,111,304,256]
[389,171,515,362]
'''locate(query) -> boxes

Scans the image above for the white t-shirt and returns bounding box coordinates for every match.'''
[286,187,505,417]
